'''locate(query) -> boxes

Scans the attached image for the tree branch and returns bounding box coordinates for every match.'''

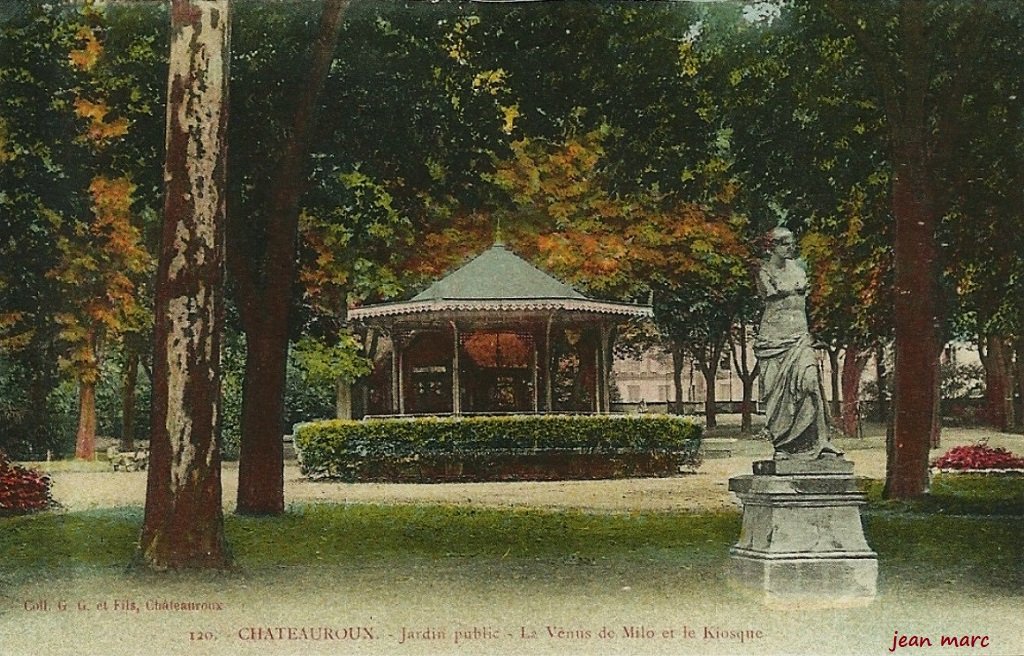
[930,0,989,214]
[826,0,903,133]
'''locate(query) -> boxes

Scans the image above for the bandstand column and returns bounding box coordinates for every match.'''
[397,334,405,415]
[389,331,399,414]
[600,323,612,413]
[544,313,554,411]
[450,321,461,415]
[531,330,539,412]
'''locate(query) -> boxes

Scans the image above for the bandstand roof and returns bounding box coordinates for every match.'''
[349,243,653,322]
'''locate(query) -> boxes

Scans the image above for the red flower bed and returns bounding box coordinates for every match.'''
[931,444,1024,471]
[0,450,54,516]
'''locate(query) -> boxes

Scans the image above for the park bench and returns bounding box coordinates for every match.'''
[701,437,737,459]
[107,446,149,472]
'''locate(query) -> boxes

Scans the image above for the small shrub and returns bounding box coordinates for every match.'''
[0,450,54,516]
[931,443,1024,471]
[295,414,702,482]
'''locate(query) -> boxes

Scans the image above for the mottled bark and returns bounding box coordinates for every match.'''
[140,0,230,570]
[233,0,348,516]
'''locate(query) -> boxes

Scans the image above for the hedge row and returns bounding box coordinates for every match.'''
[295,414,702,482]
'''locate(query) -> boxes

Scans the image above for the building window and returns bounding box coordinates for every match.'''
[657,385,670,402]
[627,385,642,403]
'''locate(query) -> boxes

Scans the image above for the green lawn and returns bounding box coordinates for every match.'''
[2,475,1021,588]
[1,475,1021,656]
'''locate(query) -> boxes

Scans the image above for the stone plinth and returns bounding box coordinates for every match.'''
[729,461,877,607]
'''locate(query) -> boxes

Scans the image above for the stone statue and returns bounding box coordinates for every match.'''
[754,227,843,460]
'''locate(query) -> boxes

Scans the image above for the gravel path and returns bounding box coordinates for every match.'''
[44,428,1022,514]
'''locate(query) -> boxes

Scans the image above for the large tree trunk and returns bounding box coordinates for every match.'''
[233,0,348,516]
[886,138,941,500]
[121,347,139,451]
[140,0,230,570]
[74,378,97,461]
[882,1,943,501]
[840,347,868,438]
[981,335,1014,432]
[236,326,288,515]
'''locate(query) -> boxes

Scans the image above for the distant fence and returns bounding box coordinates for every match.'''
[613,398,989,426]
[611,401,763,415]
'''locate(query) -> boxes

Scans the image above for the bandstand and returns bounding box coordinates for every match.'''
[349,242,653,416]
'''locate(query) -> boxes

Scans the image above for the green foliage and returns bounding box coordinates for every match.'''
[219,329,246,460]
[283,342,337,430]
[295,414,702,481]
[291,335,370,388]
[0,2,163,456]
[940,360,985,400]
[221,330,341,460]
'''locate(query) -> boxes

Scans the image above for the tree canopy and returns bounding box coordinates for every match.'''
[1,0,1022,504]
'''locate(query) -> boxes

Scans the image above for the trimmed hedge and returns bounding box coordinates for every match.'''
[295,414,702,482]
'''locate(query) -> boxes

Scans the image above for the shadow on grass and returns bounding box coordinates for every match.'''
[862,473,1024,516]
[2,475,1020,597]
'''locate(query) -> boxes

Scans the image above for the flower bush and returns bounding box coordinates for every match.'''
[931,444,1024,471]
[0,450,54,516]
[295,414,702,482]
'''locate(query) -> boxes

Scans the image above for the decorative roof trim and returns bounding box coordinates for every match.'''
[349,298,653,320]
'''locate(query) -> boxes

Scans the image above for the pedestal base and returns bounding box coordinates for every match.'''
[729,465,877,607]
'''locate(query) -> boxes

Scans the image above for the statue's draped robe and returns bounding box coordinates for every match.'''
[755,261,839,458]
[755,333,832,455]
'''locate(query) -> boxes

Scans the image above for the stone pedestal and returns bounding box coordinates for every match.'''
[729,460,877,607]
